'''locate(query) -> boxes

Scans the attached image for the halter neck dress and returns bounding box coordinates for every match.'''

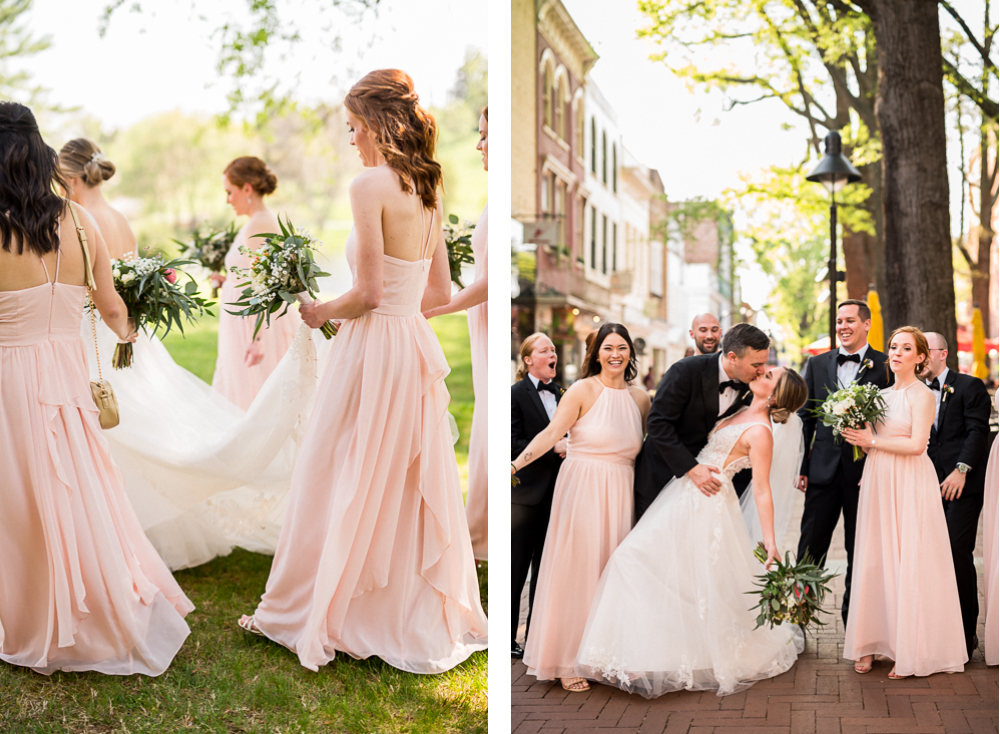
[251,208,488,673]
[0,243,192,675]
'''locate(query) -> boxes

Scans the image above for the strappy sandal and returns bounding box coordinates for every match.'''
[854,656,873,674]
[238,614,263,636]
[561,677,590,692]
[887,668,908,680]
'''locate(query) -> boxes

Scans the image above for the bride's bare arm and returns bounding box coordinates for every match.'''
[310,176,385,323]
[511,382,588,472]
[746,426,777,565]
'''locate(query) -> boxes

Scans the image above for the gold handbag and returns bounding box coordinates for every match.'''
[68,201,120,429]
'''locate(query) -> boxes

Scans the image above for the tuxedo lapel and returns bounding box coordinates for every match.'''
[936,369,958,433]
[825,350,840,394]
[523,377,551,424]
[703,362,720,433]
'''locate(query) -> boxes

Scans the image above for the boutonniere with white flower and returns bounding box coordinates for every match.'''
[942,384,955,403]
[861,358,874,372]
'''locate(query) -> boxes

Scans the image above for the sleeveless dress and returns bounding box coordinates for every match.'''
[522,382,643,681]
[983,415,999,666]
[577,413,803,698]
[843,382,967,675]
[251,211,488,673]
[212,225,299,411]
[465,204,488,561]
[0,250,193,675]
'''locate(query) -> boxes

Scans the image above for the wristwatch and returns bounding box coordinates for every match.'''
[956,463,971,474]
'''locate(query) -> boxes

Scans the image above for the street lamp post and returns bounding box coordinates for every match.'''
[806,131,861,350]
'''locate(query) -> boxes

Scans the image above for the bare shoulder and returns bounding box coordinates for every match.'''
[565,377,599,401]
[745,423,775,448]
[349,166,396,197]
[628,384,651,410]
[907,381,935,409]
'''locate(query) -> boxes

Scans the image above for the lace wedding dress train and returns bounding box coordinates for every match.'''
[576,417,803,698]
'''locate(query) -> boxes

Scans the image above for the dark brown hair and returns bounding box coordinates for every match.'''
[838,298,871,322]
[886,326,930,379]
[345,69,442,210]
[0,102,67,255]
[224,156,278,196]
[59,138,115,187]
[769,368,808,424]
[721,322,771,358]
[580,323,638,383]
[482,104,488,120]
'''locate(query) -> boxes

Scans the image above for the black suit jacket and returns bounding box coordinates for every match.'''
[512,376,564,506]
[926,370,991,495]
[634,353,751,503]
[799,347,892,488]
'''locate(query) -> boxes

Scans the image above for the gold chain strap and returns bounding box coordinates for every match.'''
[88,293,103,385]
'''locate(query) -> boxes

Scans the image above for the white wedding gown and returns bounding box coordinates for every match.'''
[82,315,322,569]
[576,415,804,698]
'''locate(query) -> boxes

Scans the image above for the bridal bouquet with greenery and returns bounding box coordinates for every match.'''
[444,213,475,289]
[109,253,214,369]
[810,382,888,460]
[748,543,837,630]
[227,216,337,339]
[173,221,237,297]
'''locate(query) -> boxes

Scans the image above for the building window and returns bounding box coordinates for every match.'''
[577,196,586,263]
[612,222,618,272]
[575,99,585,158]
[543,62,553,129]
[552,76,562,139]
[612,144,618,192]
[590,118,597,173]
[590,206,597,269]
[601,131,607,185]
[555,180,566,223]
[602,214,608,274]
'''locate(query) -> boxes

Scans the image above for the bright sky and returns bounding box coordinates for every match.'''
[21,0,487,129]
[562,0,995,312]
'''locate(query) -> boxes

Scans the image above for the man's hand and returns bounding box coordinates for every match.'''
[687,464,722,496]
[796,475,809,493]
[941,469,966,501]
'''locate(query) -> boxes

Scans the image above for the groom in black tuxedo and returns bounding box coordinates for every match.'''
[511,333,566,658]
[634,323,771,521]
[923,332,991,658]
[796,299,891,625]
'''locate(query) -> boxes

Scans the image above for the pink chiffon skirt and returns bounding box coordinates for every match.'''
[465,300,487,560]
[983,436,998,666]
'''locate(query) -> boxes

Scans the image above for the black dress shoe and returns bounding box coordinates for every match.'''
[967,634,979,659]
[511,642,524,658]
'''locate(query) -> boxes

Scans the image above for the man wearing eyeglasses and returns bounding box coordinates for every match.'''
[924,332,991,660]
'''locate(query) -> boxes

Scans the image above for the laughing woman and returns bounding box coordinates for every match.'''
[424,104,489,562]
[511,322,650,692]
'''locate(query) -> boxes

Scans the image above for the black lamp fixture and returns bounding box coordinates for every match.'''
[807,131,862,351]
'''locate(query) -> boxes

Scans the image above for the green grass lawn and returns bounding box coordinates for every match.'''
[0,313,486,733]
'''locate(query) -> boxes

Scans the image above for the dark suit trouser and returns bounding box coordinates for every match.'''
[942,492,984,652]
[633,489,656,524]
[797,463,859,625]
[512,496,553,645]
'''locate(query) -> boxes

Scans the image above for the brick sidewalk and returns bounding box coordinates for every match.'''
[512,492,999,733]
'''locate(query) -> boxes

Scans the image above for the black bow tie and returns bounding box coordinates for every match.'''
[719,379,745,394]
[837,353,861,365]
[928,377,941,391]
[537,380,560,396]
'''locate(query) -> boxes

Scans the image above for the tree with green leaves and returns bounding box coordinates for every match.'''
[0,0,53,104]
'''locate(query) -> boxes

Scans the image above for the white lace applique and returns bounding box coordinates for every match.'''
[678,654,694,688]
[708,524,724,565]
[583,648,632,686]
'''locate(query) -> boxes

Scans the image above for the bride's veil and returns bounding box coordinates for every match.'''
[739,413,805,548]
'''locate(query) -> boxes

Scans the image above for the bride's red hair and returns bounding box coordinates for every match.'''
[345,69,442,210]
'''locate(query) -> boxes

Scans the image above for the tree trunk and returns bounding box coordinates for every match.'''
[861,0,958,368]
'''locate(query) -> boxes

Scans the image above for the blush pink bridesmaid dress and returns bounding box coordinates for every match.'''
[522,380,643,681]
[212,227,299,411]
[843,381,967,676]
[465,204,488,561]
[982,418,998,666]
[250,210,488,673]
[0,246,193,676]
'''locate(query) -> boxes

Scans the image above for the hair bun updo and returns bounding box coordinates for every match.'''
[769,369,808,424]
[224,156,278,196]
[59,139,116,187]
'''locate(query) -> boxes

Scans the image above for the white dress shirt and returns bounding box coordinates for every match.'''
[837,343,870,388]
[528,373,558,421]
[718,354,741,416]
[928,367,948,430]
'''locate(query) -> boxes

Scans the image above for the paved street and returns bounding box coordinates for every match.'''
[512,491,999,733]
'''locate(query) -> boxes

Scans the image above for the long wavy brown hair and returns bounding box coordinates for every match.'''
[345,69,442,210]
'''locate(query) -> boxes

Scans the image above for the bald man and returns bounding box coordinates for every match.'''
[924,331,991,659]
[690,313,721,355]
